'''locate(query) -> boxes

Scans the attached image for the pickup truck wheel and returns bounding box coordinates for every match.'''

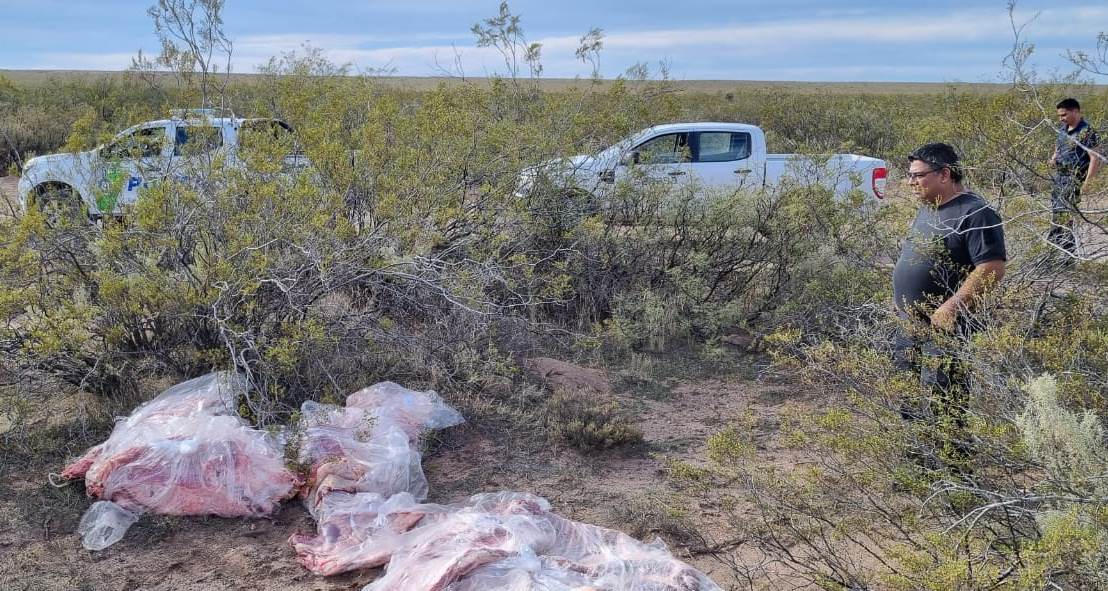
[33,184,89,226]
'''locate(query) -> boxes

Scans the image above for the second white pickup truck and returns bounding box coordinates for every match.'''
[516,122,887,203]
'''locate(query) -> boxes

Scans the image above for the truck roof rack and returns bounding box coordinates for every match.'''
[169,108,236,120]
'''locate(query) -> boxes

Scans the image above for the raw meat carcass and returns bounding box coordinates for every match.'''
[442,550,600,591]
[296,383,463,510]
[79,414,299,516]
[61,372,300,550]
[290,492,437,575]
[60,373,240,482]
[364,508,556,591]
[299,411,429,511]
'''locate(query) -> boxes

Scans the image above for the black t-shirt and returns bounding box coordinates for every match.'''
[893,192,1007,323]
[1056,119,1100,180]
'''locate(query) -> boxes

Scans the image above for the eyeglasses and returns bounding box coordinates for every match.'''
[906,168,943,181]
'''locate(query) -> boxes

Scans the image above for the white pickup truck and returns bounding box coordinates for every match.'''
[17,109,304,218]
[516,122,887,203]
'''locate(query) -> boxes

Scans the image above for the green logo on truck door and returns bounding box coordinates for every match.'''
[97,163,125,212]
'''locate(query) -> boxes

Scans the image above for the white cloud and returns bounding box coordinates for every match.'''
[17,4,1108,80]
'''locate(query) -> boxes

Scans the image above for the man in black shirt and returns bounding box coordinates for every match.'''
[893,143,1006,423]
[1049,98,1102,258]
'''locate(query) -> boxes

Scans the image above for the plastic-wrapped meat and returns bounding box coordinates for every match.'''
[300,414,429,510]
[290,492,544,577]
[297,383,463,510]
[364,508,556,591]
[81,414,298,516]
[537,514,722,591]
[290,492,439,576]
[60,373,241,482]
[443,550,599,591]
[60,372,300,550]
[442,497,721,591]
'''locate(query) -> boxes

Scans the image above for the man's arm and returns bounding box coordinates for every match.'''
[931,259,1006,331]
[1082,147,1102,193]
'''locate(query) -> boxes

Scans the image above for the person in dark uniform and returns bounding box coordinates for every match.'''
[893,143,1006,431]
[1049,98,1102,259]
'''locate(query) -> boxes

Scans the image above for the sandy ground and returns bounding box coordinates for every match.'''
[0,357,807,591]
[0,176,18,218]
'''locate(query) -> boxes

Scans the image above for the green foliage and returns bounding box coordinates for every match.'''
[543,389,643,451]
[1018,375,1107,493]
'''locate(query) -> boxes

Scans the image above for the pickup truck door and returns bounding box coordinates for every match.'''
[687,130,764,193]
[168,122,227,178]
[614,132,695,191]
[97,123,170,212]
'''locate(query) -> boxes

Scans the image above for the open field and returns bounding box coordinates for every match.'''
[3,49,1108,591]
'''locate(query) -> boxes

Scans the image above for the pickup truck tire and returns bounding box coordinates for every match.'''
[32,183,89,226]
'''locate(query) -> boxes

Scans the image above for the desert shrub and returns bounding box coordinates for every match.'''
[543,388,643,451]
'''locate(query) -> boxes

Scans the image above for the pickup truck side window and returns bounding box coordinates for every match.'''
[693,132,752,162]
[104,126,167,160]
[174,125,224,157]
[635,133,691,164]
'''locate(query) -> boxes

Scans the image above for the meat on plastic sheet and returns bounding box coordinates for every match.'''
[363,493,556,591]
[379,493,721,591]
[291,492,542,577]
[60,372,301,550]
[297,383,464,511]
[290,491,442,575]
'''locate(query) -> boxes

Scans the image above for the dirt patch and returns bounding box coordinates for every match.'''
[0,176,18,219]
[0,358,819,590]
[522,357,611,394]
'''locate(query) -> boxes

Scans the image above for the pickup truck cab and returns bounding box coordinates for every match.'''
[17,109,303,218]
[516,122,887,203]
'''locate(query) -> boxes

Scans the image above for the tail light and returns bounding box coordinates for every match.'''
[871,167,887,199]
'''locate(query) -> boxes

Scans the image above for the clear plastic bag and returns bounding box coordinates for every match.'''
[298,383,466,510]
[348,492,722,590]
[77,501,141,551]
[62,372,300,550]
[346,382,464,440]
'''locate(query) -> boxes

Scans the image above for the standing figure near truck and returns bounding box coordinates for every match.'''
[1048,98,1102,260]
[892,143,1006,455]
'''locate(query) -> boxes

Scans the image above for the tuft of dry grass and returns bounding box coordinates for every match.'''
[543,387,643,451]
